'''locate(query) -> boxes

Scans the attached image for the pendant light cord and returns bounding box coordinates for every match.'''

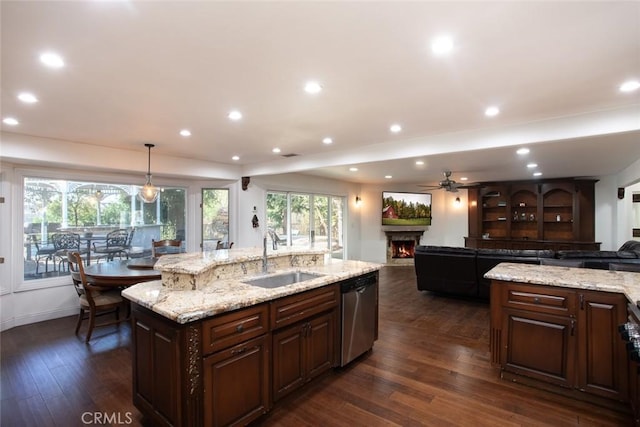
[145,143,155,176]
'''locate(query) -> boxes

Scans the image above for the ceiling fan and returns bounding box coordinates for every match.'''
[418,171,472,193]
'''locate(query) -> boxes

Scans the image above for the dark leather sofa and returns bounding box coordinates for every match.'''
[415,241,640,301]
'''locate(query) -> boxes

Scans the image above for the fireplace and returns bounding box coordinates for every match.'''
[391,240,416,258]
[384,230,424,265]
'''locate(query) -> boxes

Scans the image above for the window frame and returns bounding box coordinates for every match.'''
[265,190,346,259]
[14,165,196,292]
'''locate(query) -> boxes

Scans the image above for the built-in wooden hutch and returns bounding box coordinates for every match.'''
[465,178,600,251]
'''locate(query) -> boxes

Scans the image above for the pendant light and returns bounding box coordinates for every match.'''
[138,143,159,203]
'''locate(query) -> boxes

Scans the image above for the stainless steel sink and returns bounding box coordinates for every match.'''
[242,271,324,288]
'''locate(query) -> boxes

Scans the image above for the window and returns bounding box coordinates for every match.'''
[201,188,230,251]
[266,191,345,259]
[23,176,186,281]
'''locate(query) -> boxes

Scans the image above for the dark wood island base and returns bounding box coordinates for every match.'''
[487,263,640,422]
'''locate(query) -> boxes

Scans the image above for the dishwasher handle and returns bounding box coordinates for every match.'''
[340,272,377,293]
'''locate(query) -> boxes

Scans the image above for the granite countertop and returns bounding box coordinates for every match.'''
[122,259,381,324]
[153,246,327,275]
[485,262,640,303]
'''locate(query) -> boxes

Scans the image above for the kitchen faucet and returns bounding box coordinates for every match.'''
[262,235,268,273]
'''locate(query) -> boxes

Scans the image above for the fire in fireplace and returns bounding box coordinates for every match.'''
[391,240,415,258]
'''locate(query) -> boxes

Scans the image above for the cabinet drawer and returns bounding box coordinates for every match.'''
[499,281,576,316]
[202,304,269,355]
[271,284,339,330]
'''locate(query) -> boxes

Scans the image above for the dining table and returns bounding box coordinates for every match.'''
[83,258,161,287]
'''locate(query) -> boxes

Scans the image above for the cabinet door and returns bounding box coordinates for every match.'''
[305,311,336,380]
[203,335,270,427]
[577,291,628,401]
[502,308,576,388]
[272,322,306,402]
[131,306,182,427]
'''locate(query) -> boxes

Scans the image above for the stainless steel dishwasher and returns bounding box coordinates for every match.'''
[340,272,378,366]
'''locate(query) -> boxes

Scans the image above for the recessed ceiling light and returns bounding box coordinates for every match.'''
[527,163,538,168]
[620,80,640,92]
[39,52,65,68]
[431,35,454,55]
[516,148,530,155]
[385,175,392,179]
[2,117,19,126]
[415,160,425,165]
[390,123,402,133]
[322,137,333,144]
[349,167,358,172]
[18,92,38,103]
[485,106,500,117]
[533,171,543,177]
[228,110,242,121]
[460,177,468,181]
[179,129,191,137]
[304,81,322,94]
[232,155,240,161]
[272,147,281,153]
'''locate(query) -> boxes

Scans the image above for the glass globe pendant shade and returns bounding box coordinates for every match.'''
[138,143,159,203]
[138,174,159,203]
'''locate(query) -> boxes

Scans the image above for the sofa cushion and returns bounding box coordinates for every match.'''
[556,250,638,259]
[477,248,554,258]
[540,258,585,268]
[415,245,476,255]
[619,240,640,252]
[609,263,640,272]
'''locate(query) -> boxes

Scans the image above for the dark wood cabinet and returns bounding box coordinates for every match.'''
[272,312,336,401]
[203,335,270,427]
[201,304,270,427]
[502,308,577,388]
[466,178,600,250]
[577,291,628,401]
[130,282,344,426]
[131,304,201,427]
[271,285,339,402]
[491,280,628,403]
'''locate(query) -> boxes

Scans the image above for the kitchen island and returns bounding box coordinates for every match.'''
[486,262,639,415]
[122,247,381,427]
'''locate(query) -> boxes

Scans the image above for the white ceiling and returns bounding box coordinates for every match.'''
[1,1,639,187]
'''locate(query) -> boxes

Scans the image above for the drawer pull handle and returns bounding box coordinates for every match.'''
[231,347,247,355]
[236,324,244,333]
[571,320,575,336]
[533,297,540,304]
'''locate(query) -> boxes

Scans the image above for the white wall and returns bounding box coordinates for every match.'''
[595,156,640,250]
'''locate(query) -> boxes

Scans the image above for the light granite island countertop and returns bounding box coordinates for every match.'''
[122,247,382,324]
[485,262,640,303]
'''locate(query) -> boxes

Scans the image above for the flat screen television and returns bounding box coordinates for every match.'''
[382,191,432,226]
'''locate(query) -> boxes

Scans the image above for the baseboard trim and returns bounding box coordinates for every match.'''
[2,307,79,331]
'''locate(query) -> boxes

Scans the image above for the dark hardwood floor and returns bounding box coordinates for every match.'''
[1,266,633,426]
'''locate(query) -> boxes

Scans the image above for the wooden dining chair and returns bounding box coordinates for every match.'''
[151,239,182,257]
[68,251,128,342]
